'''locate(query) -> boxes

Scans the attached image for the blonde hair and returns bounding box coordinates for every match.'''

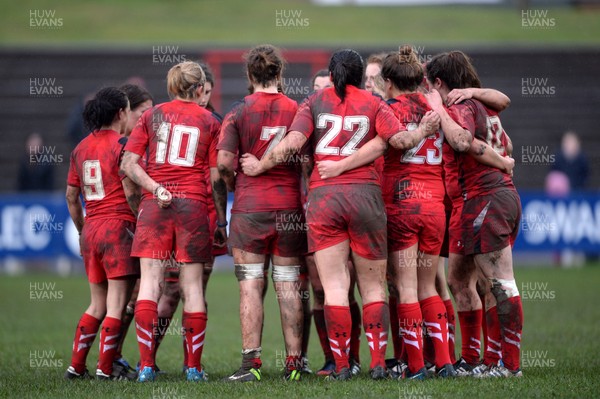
[167,61,206,100]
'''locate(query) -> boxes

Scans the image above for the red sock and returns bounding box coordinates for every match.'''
[480,295,488,356]
[135,300,157,369]
[324,305,351,372]
[420,296,451,368]
[484,306,502,365]
[98,316,121,374]
[443,299,456,364]
[497,296,523,371]
[349,301,361,362]
[363,301,388,369]
[423,334,435,365]
[153,316,171,358]
[313,309,334,361]
[183,312,207,369]
[70,313,101,374]
[398,302,424,374]
[457,309,482,365]
[389,295,402,360]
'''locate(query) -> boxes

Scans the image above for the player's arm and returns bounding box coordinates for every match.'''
[217,150,236,192]
[121,150,171,208]
[122,177,141,216]
[301,152,314,196]
[211,166,228,248]
[446,88,511,112]
[426,90,471,152]
[317,136,386,180]
[388,110,440,150]
[469,138,515,175]
[505,133,513,156]
[65,185,84,234]
[240,131,307,177]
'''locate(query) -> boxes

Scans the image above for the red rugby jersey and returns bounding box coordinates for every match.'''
[217,92,301,213]
[67,129,135,222]
[383,92,445,213]
[449,99,515,199]
[290,85,399,189]
[125,99,220,203]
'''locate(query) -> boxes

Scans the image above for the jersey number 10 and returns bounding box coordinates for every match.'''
[155,122,200,167]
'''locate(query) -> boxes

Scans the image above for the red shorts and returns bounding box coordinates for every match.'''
[461,189,521,255]
[132,198,211,263]
[81,219,139,284]
[386,209,445,255]
[306,184,387,260]
[448,201,465,255]
[229,210,307,257]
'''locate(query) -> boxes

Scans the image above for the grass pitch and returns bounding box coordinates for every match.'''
[1,265,600,398]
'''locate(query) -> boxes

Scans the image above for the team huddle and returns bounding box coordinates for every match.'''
[64,44,523,383]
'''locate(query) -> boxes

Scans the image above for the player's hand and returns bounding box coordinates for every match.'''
[446,88,475,107]
[78,233,83,257]
[240,153,265,176]
[502,156,515,177]
[424,89,444,112]
[213,226,228,248]
[316,160,345,180]
[154,185,172,208]
[419,110,441,136]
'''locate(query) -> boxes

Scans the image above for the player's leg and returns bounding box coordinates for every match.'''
[114,278,139,372]
[202,260,214,302]
[135,257,166,380]
[314,241,352,376]
[66,280,107,379]
[475,246,523,377]
[391,245,426,380]
[97,277,136,379]
[271,254,303,380]
[435,258,456,365]
[418,251,454,377]
[386,277,402,369]
[227,248,266,381]
[178,261,208,381]
[299,259,312,374]
[448,253,482,374]
[347,259,362,375]
[468,190,522,377]
[154,272,181,371]
[307,253,335,375]
[130,199,174,382]
[352,252,388,380]
[477,271,500,371]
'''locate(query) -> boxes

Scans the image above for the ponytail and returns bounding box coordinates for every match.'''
[328,49,364,103]
[82,87,128,131]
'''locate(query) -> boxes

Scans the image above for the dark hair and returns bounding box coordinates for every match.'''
[382,45,424,93]
[328,49,364,102]
[198,62,215,86]
[245,44,285,88]
[426,51,481,90]
[311,69,329,86]
[82,87,128,131]
[119,84,153,111]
